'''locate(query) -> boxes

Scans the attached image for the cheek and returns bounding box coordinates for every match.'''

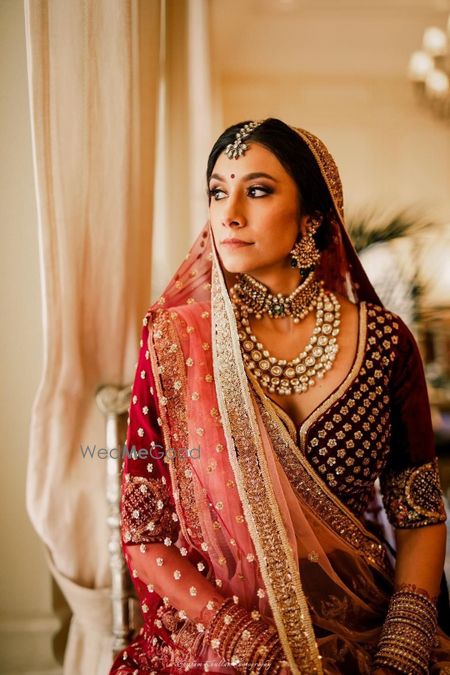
[258,202,298,241]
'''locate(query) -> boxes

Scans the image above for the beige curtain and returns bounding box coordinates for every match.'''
[24,0,215,672]
[151,0,220,299]
[24,1,160,672]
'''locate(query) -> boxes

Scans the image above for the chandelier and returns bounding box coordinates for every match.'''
[408,16,450,120]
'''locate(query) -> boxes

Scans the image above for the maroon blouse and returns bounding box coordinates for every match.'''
[270,301,447,528]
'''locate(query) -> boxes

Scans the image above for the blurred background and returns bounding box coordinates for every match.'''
[1,0,450,673]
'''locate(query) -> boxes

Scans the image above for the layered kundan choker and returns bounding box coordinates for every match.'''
[230,271,341,395]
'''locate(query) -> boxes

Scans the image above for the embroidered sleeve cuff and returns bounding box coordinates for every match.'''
[121,473,180,545]
[380,458,447,528]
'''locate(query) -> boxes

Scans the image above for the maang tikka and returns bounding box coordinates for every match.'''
[290,217,322,277]
[224,120,265,159]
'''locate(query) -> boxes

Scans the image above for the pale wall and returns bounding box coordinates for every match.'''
[219,73,450,224]
[212,0,450,307]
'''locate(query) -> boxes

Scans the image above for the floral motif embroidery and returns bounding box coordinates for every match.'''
[300,303,395,517]
[255,388,392,579]
[295,127,344,217]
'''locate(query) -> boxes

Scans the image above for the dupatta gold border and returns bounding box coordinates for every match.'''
[146,309,204,549]
[210,247,323,675]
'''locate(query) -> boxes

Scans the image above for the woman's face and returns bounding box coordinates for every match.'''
[208,142,308,276]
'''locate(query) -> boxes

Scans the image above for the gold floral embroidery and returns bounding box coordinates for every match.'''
[121,475,179,545]
[289,303,397,518]
[250,373,393,581]
[299,303,368,452]
[148,309,204,548]
[211,252,323,675]
[294,127,344,218]
[380,458,447,528]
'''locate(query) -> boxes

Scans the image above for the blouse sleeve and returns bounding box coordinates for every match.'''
[121,313,180,548]
[379,316,447,529]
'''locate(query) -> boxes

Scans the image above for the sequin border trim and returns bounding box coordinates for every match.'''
[147,309,204,548]
[292,127,344,222]
[211,245,323,675]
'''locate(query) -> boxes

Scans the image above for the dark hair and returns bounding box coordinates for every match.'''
[206,118,334,250]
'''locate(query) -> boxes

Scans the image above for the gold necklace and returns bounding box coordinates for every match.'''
[229,270,322,323]
[233,288,341,395]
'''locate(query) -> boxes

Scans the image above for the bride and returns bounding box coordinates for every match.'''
[110,118,450,674]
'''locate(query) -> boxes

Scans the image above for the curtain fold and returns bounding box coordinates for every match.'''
[24,1,161,672]
[151,0,218,299]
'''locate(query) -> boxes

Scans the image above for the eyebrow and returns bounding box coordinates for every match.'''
[210,172,278,183]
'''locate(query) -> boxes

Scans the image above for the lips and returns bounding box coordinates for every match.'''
[221,238,252,245]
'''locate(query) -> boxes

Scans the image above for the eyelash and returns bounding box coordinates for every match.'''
[208,185,273,201]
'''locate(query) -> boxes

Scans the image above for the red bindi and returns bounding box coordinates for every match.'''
[230,173,235,179]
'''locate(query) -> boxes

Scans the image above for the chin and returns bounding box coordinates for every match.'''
[220,257,258,275]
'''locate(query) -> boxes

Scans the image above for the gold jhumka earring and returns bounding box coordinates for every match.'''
[289,217,322,277]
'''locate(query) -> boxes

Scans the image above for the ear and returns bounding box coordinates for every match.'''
[298,213,314,238]
[299,212,323,238]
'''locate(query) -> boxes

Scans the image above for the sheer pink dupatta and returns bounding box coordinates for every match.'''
[142,223,322,673]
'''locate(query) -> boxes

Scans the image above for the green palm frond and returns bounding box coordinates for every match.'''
[347,208,435,253]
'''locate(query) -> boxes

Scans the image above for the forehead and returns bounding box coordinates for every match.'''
[211,142,291,180]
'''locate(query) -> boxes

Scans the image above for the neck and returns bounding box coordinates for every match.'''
[244,267,302,297]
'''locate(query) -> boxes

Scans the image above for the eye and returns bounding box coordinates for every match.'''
[247,185,272,198]
[209,187,227,201]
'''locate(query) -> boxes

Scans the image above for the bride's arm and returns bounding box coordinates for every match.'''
[394,523,446,598]
[372,316,447,674]
[125,540,226,628]
[372,524,446,675]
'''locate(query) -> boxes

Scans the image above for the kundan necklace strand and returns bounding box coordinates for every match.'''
[232,283,341,396]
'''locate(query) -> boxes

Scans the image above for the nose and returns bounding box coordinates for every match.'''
[222,217,242,229]
[221,193,246,229]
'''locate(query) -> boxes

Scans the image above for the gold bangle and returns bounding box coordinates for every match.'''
[204,597,235,650]
[224,615,255,664]
[373,587,437,674]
